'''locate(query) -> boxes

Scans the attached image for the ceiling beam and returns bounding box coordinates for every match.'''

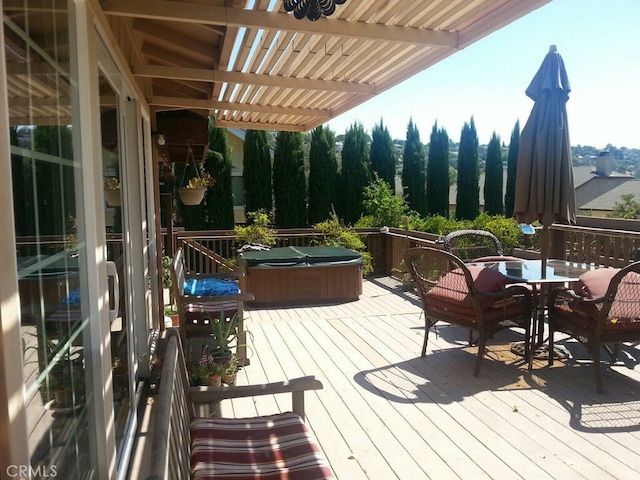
[214,118,306,132]
[104,1,459,47]
[149,95,330,118]
[133,65,375,94]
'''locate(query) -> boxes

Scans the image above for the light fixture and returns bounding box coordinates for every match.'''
[284,0,347,21]
[152,131,166,146]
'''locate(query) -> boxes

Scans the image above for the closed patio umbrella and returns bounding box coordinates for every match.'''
[514,45,576,272]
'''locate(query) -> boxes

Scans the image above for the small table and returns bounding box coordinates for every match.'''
[467,259,597,366]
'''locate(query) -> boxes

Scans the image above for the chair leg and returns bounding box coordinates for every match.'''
[548,328,555,366]
[421,328,429,357]
[593,345,604,394]
[473,336,486,377]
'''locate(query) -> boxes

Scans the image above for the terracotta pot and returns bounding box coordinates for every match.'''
[177,188,206,205]
[205,375,222,387]
[104,189,121,207]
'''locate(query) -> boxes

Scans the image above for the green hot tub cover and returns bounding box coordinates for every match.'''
[239,246,362,268]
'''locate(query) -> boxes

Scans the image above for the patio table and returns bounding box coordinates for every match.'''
[467,259,597,367]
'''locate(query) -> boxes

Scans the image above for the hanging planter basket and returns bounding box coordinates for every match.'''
[104,189,121,207]
[175,140,214,206]
[177,187,206,205]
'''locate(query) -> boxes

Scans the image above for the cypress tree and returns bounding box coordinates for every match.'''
[456,118,480,220]
[204,150,234,229]
[401,119,427,216]
[243,129,272,219]
[426,122,450,217]
[308,126,338,224]
[273,131,307,227]
[370,119,396,193]
[484,132,504,216]
[338,122,371,225]
[204,123,234,229]
[504,120,520,218]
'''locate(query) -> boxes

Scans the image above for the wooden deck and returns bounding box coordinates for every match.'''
[225,276,640,480]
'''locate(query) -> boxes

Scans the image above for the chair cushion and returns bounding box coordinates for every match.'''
[190,412,335,480]
[575,268,620,299]
[184,277,240,296]
[424,266,507,313]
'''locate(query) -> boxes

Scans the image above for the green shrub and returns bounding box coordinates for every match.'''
[360,175,408,228]
[234,210,276,247]
[313,215,373,275]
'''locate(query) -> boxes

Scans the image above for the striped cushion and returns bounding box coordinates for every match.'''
[191,412,335,480]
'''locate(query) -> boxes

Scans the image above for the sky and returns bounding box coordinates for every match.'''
[326,0,640,150]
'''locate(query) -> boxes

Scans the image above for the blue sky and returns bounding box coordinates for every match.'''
[326,0,640,149]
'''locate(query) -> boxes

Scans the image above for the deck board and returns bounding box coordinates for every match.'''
[225,276,640,480]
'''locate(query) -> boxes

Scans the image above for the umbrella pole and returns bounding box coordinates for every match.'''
[540,225,549,279]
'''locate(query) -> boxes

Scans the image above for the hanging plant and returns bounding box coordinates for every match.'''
[177,143,215,205]
[103,176,121,207]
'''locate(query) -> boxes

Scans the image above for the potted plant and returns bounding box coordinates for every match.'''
[207,309,242,365]
[47,360,85,409]
[104,176,121,206]
[190,358,226,386]
[177,171,215,205]
[222,356,239,386]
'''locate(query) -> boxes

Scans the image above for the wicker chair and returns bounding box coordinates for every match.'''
[547,261,640,393]
[404,246,533,376]
[443,229,518,262]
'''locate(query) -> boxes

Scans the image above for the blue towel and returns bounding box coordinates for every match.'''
[61,289,82,305]
[184,277,239,296]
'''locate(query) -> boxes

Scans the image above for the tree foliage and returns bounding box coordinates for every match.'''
[204,150,234,229]
[243,129,272,218]
[338,122,371,225]
[370,119,396,193]
[607,194,640,219]
[455,118,480,220]
[401,119,427,216]
[426,121,450,217]
[504,120,520,218]
[273,131,307,227]
[484,132,504,216]
[204,123,234,229]
[360,175,408,228]
[308,126,338,224]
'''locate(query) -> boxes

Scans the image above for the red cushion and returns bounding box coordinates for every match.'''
[468,266,507,292]
[191,412,335,480]
[575,268,619,299]
[424,267,507,312]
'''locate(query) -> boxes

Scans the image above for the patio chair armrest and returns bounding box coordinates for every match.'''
[189,376,324,419]
[186,271,245,280]
[185,292,255,303]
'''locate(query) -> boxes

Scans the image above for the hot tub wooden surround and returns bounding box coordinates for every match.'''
[238,246,363,306]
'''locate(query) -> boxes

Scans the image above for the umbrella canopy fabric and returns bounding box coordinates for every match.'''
[514,45,576,228]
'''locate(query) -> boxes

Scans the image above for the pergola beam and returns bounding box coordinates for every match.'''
[133,65,375,94]
[104,1,459,47]
[150,95,330,118]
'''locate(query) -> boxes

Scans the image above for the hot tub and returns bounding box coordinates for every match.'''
[238,246,362,305]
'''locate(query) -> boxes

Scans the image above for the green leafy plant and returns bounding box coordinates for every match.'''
[312,214,373,275]
[208,310,242,358]
[234,210,277,247]
[359,175,408,228]
[184,171,215,189]
[104,176,120,190]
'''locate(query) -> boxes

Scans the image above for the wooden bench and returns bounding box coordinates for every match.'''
[171,248,255,365]
[147,329,335,480]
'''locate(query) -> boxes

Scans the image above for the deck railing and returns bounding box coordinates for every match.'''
[167,216,640,278]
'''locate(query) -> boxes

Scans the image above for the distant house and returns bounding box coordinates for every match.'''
[575,152,636,217]
[226,128,275,224]
[445,151,637,217]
